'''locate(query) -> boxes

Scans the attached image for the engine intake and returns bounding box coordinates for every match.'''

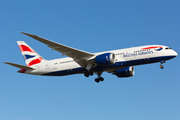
[95,53,115,66]
[115,66,135,77]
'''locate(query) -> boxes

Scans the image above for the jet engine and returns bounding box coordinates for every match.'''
[95,53,115,66]
[114,66,135,77]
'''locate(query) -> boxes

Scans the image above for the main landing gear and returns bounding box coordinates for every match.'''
[95,77,104,83]
[160,60,165,69]
[94,71,104,83]
[84,71,104,83]
[84,71,93,77]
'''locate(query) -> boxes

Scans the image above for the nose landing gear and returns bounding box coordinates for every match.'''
[160,65,164,69]
[160,60,165,69]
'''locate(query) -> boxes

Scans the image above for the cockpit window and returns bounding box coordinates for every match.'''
[165,47,172,50]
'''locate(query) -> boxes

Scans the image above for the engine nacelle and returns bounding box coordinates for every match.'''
[95,53,115,66]
[115,66,135,77]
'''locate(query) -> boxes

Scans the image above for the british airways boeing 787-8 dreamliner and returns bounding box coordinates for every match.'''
[4,32,178,83]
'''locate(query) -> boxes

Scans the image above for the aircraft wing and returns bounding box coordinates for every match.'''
[21,32,95,68]
[4,62,35,70]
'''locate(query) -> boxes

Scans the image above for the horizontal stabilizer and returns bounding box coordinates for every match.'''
[4,62,35,70]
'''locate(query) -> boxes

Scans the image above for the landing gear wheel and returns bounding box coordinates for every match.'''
[89,71,93,76]
[84,72,89,77]
[94,77,104,83]
[95,78,100,83]
[99,77,104,81]
[160,65,164,69]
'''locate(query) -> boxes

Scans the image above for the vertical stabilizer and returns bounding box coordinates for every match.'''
[17,41,44,66]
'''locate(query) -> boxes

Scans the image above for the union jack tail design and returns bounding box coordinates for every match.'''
[17,41,44,66]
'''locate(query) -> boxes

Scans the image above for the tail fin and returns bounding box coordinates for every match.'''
[17,41,44,66]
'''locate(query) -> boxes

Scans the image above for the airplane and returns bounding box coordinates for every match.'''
[4,32,178,83]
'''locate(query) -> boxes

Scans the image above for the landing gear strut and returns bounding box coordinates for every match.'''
[160,60,165,69]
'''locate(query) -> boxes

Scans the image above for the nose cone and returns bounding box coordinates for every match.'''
[173,50,178,57]
[170,50,178,59]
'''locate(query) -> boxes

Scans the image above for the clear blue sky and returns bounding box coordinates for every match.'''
[1,0,180,120]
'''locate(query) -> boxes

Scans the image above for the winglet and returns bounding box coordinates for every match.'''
[20,32,32,36]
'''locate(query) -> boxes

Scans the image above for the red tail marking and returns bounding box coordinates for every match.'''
[27,57,42,66]
[20,69,27,73]
[19,45,35,53]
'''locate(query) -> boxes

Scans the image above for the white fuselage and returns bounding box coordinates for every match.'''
[25,45,177,76]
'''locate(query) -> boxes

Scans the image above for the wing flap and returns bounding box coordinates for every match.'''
[4,62,35,70]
